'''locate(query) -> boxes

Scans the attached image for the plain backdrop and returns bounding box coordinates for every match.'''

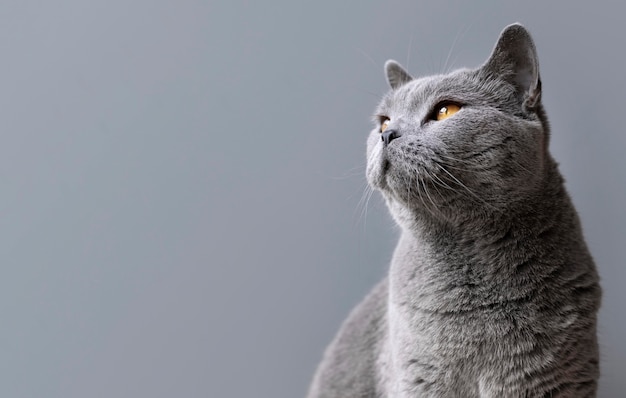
[0,1,624,397]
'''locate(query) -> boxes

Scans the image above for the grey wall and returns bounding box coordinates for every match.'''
[1,1,623,397]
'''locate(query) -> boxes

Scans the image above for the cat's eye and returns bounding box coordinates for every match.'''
[434,103,461,121]
[380,117,390,133]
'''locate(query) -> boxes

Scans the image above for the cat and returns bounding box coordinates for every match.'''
[307,24,601,397]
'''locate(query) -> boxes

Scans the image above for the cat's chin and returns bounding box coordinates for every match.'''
[366,142,390,191]
[367,145,419,201]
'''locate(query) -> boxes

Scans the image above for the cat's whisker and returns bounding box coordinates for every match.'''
[355,182,374,230]
[443,28,462,74]
[437,154,494,174]
[414,175,429,213]
[406,29,414,72]
[445,54,462,75]
[430,170,458,193]
[420,175,444,219]
[442,23,473,74]
[438,153,480,167]
[442,152,540,180]
[364,185,374,222]
[332,164,366,180]
[436,163,495,211]
[361,186,374,230]
[508,157,540,179]
[425,170,447,203]
[439,154,486,171]
[354,189,368,228]
[412,171,437,217]
[439,165,502,213]
[354,47,380,71]
[439,163,488,175]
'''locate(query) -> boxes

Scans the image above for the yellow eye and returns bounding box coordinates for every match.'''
[380,118,390,132]
[435,103,461,121]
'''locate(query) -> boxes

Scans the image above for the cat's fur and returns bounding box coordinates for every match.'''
[307,24,601,397]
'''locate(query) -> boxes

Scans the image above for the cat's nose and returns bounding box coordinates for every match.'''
[381,129,401,147]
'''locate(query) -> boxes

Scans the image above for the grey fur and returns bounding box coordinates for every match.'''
[308,24,601,397]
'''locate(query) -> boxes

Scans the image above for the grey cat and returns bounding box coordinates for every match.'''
[307,24,601,397]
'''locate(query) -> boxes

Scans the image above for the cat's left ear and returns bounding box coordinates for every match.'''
[482,23,541,109]
[385,60,413,89]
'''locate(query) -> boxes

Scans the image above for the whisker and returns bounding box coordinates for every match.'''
[436,164,487,206]
[442,152,539,179]
[426,170,447,201]
[443,27,462,74]
[430,170,457,192]
[414,174,428,211]
[508,157,539,178]
[406,28,414,72]
[420,175,443,218]
[438,153,479,166]
[354,147,385,229]
[361,186,374,230]
[443,22,474,73]
[355,182,373,229]
[440,164,502,214]
[440,163,484,173]
[354,47,380,71]
[331,165,365,181]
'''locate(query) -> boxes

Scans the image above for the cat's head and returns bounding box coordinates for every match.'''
[366,24,550,226]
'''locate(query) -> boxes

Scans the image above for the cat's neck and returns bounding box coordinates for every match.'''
[387,160,583,311]
[396,158,569,246]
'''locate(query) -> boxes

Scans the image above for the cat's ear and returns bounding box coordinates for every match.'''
[385,60,413,89]
[482,23,541,109]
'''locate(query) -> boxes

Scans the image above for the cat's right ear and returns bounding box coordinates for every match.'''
[482,23,541,110]
[385,60,413,89]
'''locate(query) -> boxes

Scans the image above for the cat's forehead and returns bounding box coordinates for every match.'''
[378,68,488,113]
[395,76,448,103]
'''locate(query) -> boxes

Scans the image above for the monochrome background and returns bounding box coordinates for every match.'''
[1,1,623,397]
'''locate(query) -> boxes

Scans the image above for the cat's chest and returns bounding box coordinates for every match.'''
[388,294,520,353]
[385,302,541,397]
[387,251,538,354]
[386,245,539,374]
